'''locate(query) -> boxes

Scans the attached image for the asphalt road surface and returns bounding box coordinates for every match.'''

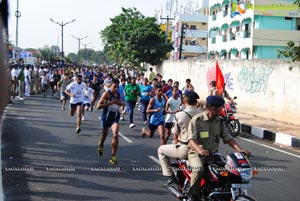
[1,93,300,201]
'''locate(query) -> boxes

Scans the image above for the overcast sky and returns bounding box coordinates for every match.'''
[8,0,193,55]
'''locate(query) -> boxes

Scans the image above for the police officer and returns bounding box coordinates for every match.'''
[158,90,202,186]
[187,95,251,200]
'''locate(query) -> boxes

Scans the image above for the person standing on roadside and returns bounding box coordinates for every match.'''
[149,67,156,83]
[65,74,86,134]
[96,78,123,165]
[24,65,31,96]
[124,77,140,128]
[17,65,25,100]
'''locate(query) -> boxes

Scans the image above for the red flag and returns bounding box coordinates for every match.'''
[216,61,224,93]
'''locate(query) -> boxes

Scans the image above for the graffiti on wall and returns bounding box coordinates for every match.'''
[238,67,273,94]
[224,72,234,90]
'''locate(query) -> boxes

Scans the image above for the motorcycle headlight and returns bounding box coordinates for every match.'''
[238,168,253,182]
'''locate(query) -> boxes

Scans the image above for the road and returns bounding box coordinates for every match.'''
[1,94,300,201]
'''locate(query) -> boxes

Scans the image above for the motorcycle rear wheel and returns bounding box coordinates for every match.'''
[228,119,241,137]
[234,195,257,201]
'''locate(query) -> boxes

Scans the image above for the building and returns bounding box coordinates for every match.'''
[208,0,300,60]
[171,0,209,60]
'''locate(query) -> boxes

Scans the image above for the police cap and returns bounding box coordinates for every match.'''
[184,90,199,101]
[206,95,225,107]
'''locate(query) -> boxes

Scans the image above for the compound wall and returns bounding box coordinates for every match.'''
[152,59,300,126]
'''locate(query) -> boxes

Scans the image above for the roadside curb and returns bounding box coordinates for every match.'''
[240,123,300,149]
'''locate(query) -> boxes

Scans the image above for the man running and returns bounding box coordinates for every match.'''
[96,78,123,165]
[65,74,86,134]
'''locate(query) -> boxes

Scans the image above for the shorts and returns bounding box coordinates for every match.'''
[165,122,174,129]
[60,92,69,100]
[102,111,120,128]
[148,121,165,132]
[83,103,91,108]
[70,102,83,109]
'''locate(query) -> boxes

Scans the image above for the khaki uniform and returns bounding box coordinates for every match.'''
[158,106,202,176]
[187,112,232,196]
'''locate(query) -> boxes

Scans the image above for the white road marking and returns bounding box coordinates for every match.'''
[239,137,300,159]
[119,132,133,143]
[148,155,161,165]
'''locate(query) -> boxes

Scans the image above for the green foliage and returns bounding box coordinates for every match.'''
[277,41,300,62]
[66,49,110,65]
[294,0,300,9]
[100,7,173,67]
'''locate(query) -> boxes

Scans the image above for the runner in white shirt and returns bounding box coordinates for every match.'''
[164,86,182,143]
[65,74,87,134]
[82,82,95,121]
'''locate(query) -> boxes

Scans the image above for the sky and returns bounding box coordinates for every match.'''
[8,0,193,55]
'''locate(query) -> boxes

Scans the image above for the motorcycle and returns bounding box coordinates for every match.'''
[167,152,258,201]
[221,97,240,137]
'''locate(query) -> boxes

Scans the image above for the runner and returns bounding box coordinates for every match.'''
[65,74,86,134]
[141,85,166,145]
[82,82,95,121]
[96,78,123,165]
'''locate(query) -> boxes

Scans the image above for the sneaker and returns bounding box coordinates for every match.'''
[144,120,148,125]
[120,116,125,121]
[82,115,85,121]
[62,106,65,111]
[76,127,81,134]
[90,107,93,112]
[97,142,103,156]
[141,127,146,138]
[109,155,118,165]
[18,97,24,100]
[129,123,136,128]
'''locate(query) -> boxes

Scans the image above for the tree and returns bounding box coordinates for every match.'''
[294,0,300,9]
[277,41,300,62]
[101,7,173,67]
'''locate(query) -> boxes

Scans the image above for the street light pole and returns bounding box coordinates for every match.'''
[72,35,88,53]
[15,0,21,63]
[81,42,91,65]
[50,18,75,57]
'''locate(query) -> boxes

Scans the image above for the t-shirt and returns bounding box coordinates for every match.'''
[83,87,95,104]
[124,84,140,102]
[139,84,152,101]
[24,69,31,82]
[165,97,182,123]
[66,81,87,104]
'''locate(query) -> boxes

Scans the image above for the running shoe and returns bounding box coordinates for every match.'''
[109,156,118,165]
[97,142,103,156]
[76,127,81,134]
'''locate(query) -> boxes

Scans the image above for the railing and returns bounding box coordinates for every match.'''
[212,37,216,44]
[230,33,236,41]
[222,35,228,42]
[212,15,217,21]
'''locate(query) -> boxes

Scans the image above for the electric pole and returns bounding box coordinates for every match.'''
[160,16,175,44]
[179,23,186,60]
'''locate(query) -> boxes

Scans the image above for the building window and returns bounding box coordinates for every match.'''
[202,38,206,40]
[190,25,197,30]
[285,17,292,20]
[185,40,189,45]
[202,23,206,25]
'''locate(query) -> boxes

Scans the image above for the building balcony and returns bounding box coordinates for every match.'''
[212,37,216,44]
[236,30,251,39]
[230,33,236,41]
[222,35,228,42]
[182,45,208,54]
[212,15,216,21]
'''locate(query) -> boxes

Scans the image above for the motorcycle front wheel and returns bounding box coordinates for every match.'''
[234,195,257,201]
[228,119,241,137]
